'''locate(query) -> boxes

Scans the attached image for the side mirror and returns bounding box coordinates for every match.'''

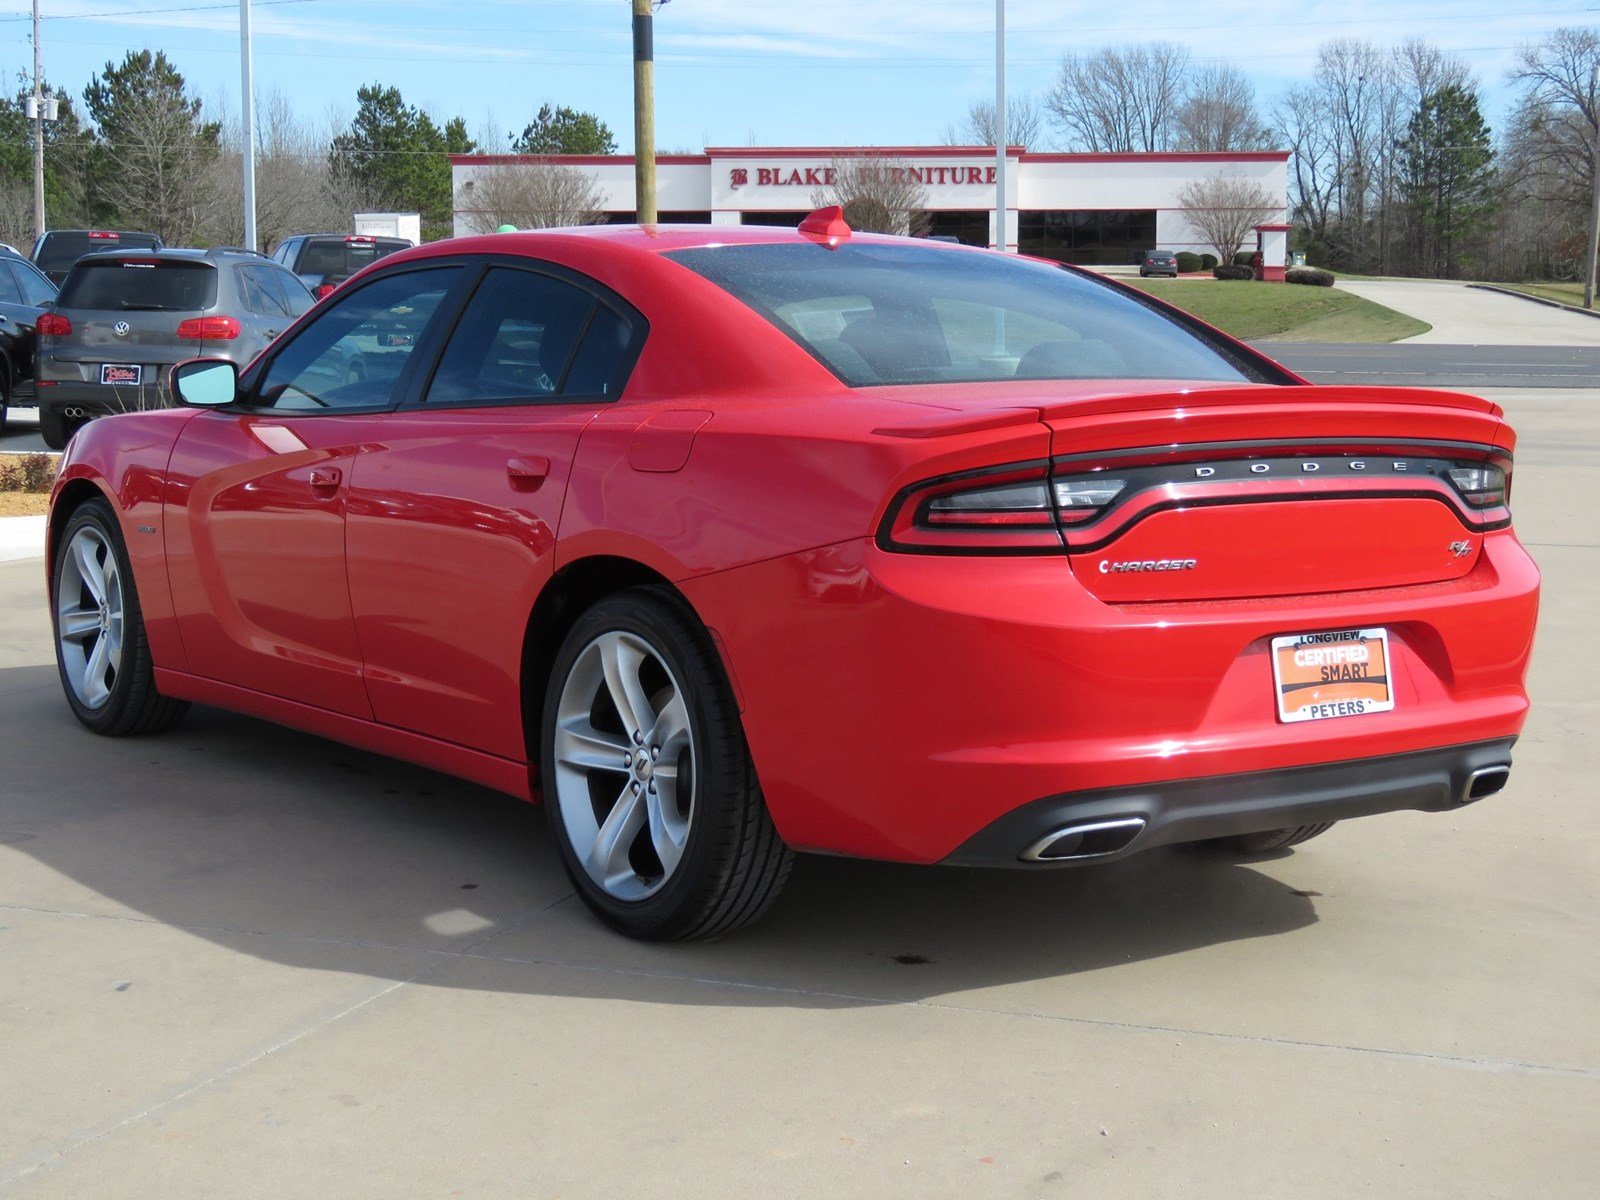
[172,358,239,408]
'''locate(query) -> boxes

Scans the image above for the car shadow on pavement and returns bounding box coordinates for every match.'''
[0,664,1318,1007]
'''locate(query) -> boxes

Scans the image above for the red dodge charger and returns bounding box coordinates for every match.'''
[46,213,1540,939]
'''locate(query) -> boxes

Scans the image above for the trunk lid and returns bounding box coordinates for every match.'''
[875,381,1510,603]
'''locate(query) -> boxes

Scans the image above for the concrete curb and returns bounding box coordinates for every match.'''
[1468,283,1600,320]
[0,514,47,563]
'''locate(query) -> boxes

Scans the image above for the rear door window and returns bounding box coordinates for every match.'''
[8,259,56,307]
[0,266,23,304]
[57,259,217,312]
[424,268,595,405]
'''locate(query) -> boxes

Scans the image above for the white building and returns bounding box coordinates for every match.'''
[450,145,1290,272]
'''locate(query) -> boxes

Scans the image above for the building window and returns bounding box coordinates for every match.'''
[919,210,990,247]
[1019,210,1158,266]
[737,211,814,228]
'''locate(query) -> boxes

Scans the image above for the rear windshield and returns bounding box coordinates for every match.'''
[35,232,161,274]
[294,238,409,278]
[668,242,1257,388]
[57,259,218,312]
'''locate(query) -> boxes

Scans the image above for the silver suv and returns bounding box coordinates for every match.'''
[35,248,314,449]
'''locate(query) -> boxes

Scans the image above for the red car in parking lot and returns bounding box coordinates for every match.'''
[46,212,1539,939]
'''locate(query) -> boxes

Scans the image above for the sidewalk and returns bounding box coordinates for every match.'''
[0,515,47,562]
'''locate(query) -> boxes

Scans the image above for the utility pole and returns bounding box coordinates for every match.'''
[31,0,45,243]
[994,0,1007,252]
[240,0,258,251]
[632,0,657,224]
[1586,64,1599,310]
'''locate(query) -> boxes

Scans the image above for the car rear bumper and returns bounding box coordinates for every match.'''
[36,380,171,415]
[682,530,1539,865]
[941,737,1516,866]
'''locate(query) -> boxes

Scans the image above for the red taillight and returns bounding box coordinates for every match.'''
[316,283,337,299]
[175,315,240,340]
[345,235,375,243]
[35,312,71,336]
[87,231,118,240]
[880,464,1132,554]
[881,465,1063,554]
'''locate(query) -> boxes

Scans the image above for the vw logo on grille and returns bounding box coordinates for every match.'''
[113,321,130,337]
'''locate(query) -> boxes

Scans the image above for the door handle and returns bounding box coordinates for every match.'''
[309,466,342,493]
[506,456,550,491]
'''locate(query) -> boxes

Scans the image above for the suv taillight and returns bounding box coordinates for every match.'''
[35,312,71,336]
[175,315,240,340]
[316,283,337,299]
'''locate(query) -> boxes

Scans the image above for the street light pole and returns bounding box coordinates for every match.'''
[994,0,1007,252]
[240,0,258,251]
[32,0,45,242]
[632,0,657,224]
[1585,64,1599,310]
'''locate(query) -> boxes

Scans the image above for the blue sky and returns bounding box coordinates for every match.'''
[1,0,1594,150]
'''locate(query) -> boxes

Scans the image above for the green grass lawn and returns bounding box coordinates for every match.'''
[1495,281,1590,308]
[1124,279,1431,342]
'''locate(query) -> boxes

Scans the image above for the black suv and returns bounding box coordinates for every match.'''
[272,233,413,299]
[0,248,57,439]
[32,229,164,286]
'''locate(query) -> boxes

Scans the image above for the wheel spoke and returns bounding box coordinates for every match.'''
[72,536,106,606]
[645,786,688,877]
[554,717,631,771]
[82,633,112,707]
[647,690,690,753]
[588,781,646,890]
[58,607,100,642]
[600,633,656,738]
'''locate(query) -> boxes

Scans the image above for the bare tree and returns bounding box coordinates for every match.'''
[944,94,1045,148]
[1175,66,1274,151]
[1505,28,1600,282]
[1275,84,1338,257]
[455,162,604,233]
[1046,43,1190,152]
[808,156,930,236]
[202,89,387,250]
[1177,173,1283,262]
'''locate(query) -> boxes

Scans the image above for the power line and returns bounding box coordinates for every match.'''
[0,0,319,22]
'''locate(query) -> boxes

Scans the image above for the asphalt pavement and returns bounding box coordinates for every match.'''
[0,389,1596,1197]
[1254,343,1600,389]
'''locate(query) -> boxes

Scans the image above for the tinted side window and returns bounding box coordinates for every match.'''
[235,266,273,315]
[562,307,633,397]
[9,260,56,307]
[0,265,23,304]
[266,267,315,316]
[424,267,597,405]
[254,268,461,413]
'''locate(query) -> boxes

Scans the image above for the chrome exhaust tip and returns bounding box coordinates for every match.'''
[1022,817,1147,862]
[1460,764,1511,804]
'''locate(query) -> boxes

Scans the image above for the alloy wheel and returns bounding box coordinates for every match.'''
[56,524,125,710]
[551,630,696,901]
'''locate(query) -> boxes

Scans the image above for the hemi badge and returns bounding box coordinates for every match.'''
[137,525,156,535]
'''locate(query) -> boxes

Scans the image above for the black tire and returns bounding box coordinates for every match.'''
[40,407,70,451]
[51,497,189,736]
[540,586,792,940]
[1207,823,1335,856]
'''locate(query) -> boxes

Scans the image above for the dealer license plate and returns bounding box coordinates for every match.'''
[100,363,142,386]
[1270,627,1395,724]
